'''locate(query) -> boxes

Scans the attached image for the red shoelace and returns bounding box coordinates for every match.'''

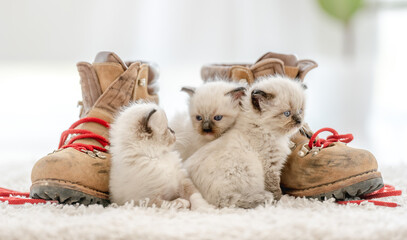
[308,128,402,207]
[0,117,111,205]
[308,127,353,149]
[337,185,402,207]
[0,187,57,204]
[58,117,110,152]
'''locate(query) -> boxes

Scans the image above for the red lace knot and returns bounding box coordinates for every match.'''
[58,117,110,153]
[308,127,354,149]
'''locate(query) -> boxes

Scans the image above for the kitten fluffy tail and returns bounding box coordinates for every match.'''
[220,191,274,209]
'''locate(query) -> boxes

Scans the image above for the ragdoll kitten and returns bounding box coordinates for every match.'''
[183,76,305,208]
[251,76,306,200]
[109,102,211,210]
[170,81,246,160]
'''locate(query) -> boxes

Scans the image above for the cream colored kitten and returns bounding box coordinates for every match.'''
[109,102,211,210]
[184,76,305,208]
[170,81,245,160]
[250,76,306,200]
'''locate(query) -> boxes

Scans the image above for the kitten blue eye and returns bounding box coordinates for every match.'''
[214,115,223,121]
[196,115,202,121]
[283,111,291,117]
[299,109,303,114]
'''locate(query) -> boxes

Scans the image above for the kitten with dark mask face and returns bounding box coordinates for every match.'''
[109,102,212,210]
[184,76,305,208]
[170,81,246,160]
[250,76,306,199]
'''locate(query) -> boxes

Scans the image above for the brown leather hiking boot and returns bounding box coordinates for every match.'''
[30,52,159,206]
[201,51,384,200]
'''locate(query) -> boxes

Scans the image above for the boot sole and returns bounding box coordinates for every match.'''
[283,170,384,200]
[30,180,110,206]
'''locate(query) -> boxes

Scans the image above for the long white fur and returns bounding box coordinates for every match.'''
[170,81,244,161]
[184,76,306,208]
[109,102,211,210]
[247,76,306,199]
[170,112,210,161]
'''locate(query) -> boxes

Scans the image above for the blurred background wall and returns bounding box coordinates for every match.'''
[0,0,406,166]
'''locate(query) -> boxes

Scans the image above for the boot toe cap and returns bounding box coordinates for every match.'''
[31,148,110,194]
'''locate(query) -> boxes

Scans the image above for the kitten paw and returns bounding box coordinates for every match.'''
[263,191,275,205]
[271,188,282,201]
[189,193,215,211]
[172,198,191,209]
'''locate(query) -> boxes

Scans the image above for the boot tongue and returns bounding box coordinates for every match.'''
[94,52,128,70]
[255,52,318,81]
[254,52,300,80]
[255,52,298,67]
[92,52,127,92]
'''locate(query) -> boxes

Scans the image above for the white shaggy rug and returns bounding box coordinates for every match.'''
[1,158,406,240]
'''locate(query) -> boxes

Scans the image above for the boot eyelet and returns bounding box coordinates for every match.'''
[310,146,322,156]
[288,141,296,150]
[81,149,96,158]
[297,143,310,157]
[93,150,107,159]
[138,78,146,86]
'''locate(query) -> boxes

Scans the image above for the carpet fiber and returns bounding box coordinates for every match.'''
[1,159,406,240]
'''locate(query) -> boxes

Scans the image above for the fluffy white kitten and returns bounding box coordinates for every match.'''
[109,102,211,210]
[184,76,305,208]
[170,81,246,160]
[249,76,306,200]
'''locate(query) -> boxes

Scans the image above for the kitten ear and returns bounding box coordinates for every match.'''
[293,78,308,90]
[181,87,196,97]
[251,89,274,112]
[225,87,246,102]
[141,109,157,134]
